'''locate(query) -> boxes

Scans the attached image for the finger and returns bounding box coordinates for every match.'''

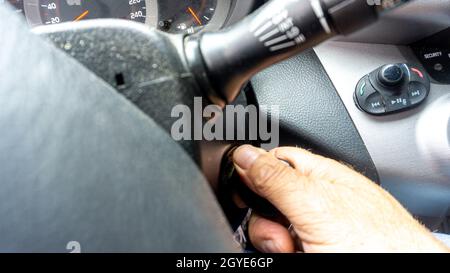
[232,145,307,219]
[248,213,295,253]
[269,147,323,174]
[270,147,359,181]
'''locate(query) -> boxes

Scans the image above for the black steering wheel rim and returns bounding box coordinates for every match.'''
[0,5,236,252]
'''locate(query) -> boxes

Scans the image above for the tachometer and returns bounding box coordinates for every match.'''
[26,0,147,26]
[157,0,218,34]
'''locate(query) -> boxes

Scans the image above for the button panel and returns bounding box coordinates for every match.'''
[354,63,430,115]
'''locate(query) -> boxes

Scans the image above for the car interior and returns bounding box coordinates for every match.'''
[0,0,449,252]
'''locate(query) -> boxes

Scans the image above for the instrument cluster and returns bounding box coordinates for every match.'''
[3,0,234,34]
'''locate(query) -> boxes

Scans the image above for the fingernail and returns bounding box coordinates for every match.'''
[260,240,279,253]
[233,145,262,170]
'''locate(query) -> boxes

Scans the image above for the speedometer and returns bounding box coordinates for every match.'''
[39,0,146,25]
[25,0,147,26]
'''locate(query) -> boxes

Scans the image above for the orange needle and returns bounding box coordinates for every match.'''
[187,7,202,26]
[74,10,89,22]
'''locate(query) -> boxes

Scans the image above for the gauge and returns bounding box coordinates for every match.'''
[157,0,219,34]
[24,0,147,26]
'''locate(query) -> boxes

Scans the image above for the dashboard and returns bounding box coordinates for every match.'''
[0,0,448,246]
[2,0,242,34]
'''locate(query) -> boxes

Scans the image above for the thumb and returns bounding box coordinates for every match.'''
[232,145,307,218]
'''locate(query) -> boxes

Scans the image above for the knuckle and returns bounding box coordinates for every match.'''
[249,156,294,196]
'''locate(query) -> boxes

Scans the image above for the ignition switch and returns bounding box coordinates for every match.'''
[218,146,280,227]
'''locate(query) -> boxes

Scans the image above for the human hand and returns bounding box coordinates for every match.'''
[232,145,449,253]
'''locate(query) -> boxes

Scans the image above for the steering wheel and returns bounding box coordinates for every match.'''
[0,5,236,252]
[0,0,411,251]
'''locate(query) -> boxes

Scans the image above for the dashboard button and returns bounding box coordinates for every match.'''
[378,64,404,86]
[385,95,410,112]
[364,93,386,114]
[409,66,427,83]
[356,76,375,98]
[408,82,428,105]
[355,76,386,114]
